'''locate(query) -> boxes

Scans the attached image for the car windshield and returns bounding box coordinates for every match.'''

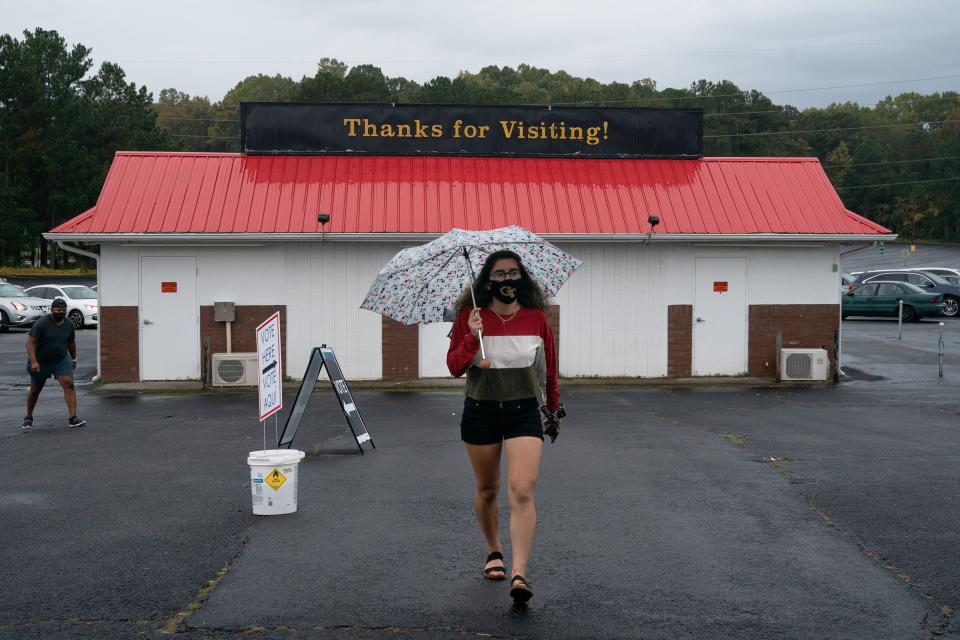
[917,271,950,284]
[942,275,960,285]
[0,284,28,298]
[62,286,96,299]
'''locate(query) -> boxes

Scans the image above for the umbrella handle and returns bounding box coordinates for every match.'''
[477,327,487,360]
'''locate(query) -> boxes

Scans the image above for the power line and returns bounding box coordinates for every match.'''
[704,118,960,139]
[704,95,960,118]
[167,133,236,139]
[824,155,960,169]
[550,75,960,106]
[163,119,960,142]
[835,176,960,190]
[153,94,960,125]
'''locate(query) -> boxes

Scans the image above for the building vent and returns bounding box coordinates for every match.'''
[211,353,258,386]
[779,348,829,381]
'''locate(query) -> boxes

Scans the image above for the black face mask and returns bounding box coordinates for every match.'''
[52,311,67,322]
[491,279,523,304]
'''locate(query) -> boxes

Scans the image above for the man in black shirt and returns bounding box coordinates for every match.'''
[22,298,86,430]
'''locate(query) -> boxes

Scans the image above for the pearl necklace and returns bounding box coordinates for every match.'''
[489,305,520,325]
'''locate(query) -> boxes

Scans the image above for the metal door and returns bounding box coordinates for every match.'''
[693,257,747,375]
[140,256,199,380]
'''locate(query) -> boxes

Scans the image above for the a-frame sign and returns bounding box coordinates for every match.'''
[277,345,374,454]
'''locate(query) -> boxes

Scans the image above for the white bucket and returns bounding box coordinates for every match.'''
[247,449,306,516]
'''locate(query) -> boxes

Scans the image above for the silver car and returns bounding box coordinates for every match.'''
[0,283,49,332]
[25,284,99,329]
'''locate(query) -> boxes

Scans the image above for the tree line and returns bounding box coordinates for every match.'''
[2,28,958,267]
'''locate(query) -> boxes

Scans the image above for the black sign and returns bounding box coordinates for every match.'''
[278,345,374,454]
[241,103,702,159]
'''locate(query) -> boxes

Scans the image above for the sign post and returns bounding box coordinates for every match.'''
[277,345,374,454]
[256,312,283,448]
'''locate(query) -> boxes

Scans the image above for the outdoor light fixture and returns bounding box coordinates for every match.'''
[645,214,661,244]
[317,212,330,242]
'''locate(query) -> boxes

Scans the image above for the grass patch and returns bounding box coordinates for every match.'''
[160,555,237,634]
[719,432,746,445]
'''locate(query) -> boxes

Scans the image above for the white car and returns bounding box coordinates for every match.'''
[0,282,49,332]
[905,267,960,285]
[25,284,99,329]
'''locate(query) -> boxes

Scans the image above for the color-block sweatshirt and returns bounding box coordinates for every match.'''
[446,306,559,412]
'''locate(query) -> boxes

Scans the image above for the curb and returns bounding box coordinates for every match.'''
[89,375,789,396]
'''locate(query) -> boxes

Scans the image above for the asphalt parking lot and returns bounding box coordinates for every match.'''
[1,319,959,639]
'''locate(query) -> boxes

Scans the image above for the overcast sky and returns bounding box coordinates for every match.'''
[5,0,959,109]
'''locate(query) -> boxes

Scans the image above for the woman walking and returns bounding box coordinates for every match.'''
[446,250,560,603]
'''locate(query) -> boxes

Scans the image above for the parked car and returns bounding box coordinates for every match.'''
[905,267,960,281]
[25,284,98,329]
[851,270,960,317]
[842,281,944,322]
[904,267,960,278]
[0,283,50,332]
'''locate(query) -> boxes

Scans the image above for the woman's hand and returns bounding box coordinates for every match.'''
[541,414,561,429]
[468,308,483,338]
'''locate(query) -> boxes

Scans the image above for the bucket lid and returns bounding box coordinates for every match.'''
[247,449,306,466]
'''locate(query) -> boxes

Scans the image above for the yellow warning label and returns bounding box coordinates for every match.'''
[265,468,286,491]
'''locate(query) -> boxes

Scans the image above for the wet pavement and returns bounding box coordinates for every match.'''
[1,319,959,639]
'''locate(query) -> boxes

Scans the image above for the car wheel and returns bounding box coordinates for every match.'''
[901,305,917,322]
[942,296,959,318]
[68,309,84,329]
[0,309,8,333]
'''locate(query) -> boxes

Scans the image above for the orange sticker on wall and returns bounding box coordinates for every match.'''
[161,281,177,293]
[713,281,728,292]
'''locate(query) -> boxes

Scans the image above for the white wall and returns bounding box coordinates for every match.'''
[100,242,400,381]
[552,242,665,377]
[100,240,840,381]
[553,242,839,377]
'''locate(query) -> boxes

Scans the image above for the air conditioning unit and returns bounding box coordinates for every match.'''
[779,348,829,381]
[211,352,258,386]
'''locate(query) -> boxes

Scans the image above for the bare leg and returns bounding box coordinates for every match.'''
[26,382,44,417]
[58,376,77,417]
[504,436,543,578]
[464,442,504,575]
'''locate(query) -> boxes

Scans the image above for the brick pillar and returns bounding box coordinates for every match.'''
[382,317,419,380]
[100,306,140,382]
[667,305,692,377]
[748,304,839,378]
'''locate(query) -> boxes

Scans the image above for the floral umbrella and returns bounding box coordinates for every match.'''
[360,225,582,326]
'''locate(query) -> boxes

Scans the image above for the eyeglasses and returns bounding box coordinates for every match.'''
[490,269,522,282]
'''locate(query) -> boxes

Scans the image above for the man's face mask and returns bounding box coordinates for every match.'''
[52,310,67,322]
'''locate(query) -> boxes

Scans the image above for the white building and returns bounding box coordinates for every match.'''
[47,151,893,383]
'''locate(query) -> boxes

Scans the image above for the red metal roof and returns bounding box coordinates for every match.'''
[50,152,891,237]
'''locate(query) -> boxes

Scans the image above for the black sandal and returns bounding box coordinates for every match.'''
[510,574,533,602]
[483,551,506,580]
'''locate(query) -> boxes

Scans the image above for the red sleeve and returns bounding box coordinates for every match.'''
[447,307,480,377]
[542,311,560,411]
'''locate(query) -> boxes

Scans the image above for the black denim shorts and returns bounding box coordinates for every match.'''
[460,397,543,445]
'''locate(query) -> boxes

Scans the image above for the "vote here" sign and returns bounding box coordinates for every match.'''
[256,311,283,421]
